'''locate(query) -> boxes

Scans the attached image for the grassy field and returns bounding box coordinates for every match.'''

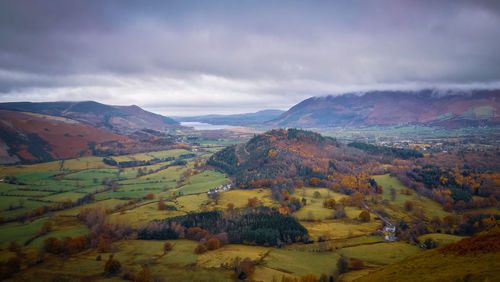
[373,174,451,220]
[264,248,340,277]
[177,170,229,195]
[339,241,421,265]
[215,188,279,209]
[0,217,50,247]
[108,202,185,227]
[417,233,467,247]
[196,244,269,268]
[302,219,381,241]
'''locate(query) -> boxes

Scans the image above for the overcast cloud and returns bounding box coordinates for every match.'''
[0,0,499,115]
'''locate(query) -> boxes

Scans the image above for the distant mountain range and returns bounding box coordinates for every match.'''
[174,110,284,126]
[0,101,182,164]
[0,101,180,134]
[269,90,499,128]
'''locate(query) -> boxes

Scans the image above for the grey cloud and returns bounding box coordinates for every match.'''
[0,0,499,114]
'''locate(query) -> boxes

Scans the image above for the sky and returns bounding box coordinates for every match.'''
[0,0,499,116]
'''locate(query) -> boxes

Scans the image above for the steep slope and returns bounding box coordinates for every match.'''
[270,90,500,128]
[0,101,181,134]
[175,109,284,126]
[0,110,130,163]
[354,231,500,282]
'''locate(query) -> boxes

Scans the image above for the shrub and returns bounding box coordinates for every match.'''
[236,258,255,280]
[206,237,221,250]
[104,256,121,276]
[404,200,414,211]
[358,210,371,222]
[194,244,207,254]
[163,242,173,253]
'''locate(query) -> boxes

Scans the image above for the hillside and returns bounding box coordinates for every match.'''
[175,109,284,126]
[270,90,500,128]
[354,231,500,282]
[0,110,131,164]
[207,129,417,199]
[0,101,181,134]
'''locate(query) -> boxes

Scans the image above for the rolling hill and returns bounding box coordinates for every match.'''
[0,102,185,164]
[0,101,181,134]
[0,110,130,164]
[269,90,500,128]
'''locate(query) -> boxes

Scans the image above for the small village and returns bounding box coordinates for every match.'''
[206,183,233,195]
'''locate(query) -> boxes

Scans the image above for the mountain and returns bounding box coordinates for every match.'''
[269,90,500,128]
[0,101,185,164]
[0,101,181,134]
[0,110,130,164]
[175,109,284,126]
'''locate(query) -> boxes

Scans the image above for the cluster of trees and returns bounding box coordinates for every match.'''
[392,150,500,212]
[138,208,308,247]
[103,156,177,167]
[348,142,423,160]
[439,231,500,255]
[209,129,386,202]
[43,235,89,255]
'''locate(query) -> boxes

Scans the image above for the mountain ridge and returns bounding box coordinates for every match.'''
[269,89,499,128]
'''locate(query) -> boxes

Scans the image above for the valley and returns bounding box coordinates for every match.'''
[0,125,498,281]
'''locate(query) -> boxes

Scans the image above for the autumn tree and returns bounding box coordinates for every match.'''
[323,198,336,209]
[235,257,255,280]
[206,237,221,250]
[247,197,258,207]
[163,242,172,253]
[227,203,235,211]
[104,256,121,276]
[194,244,207,254]
[158,199,166,211]
[358,210,371,222]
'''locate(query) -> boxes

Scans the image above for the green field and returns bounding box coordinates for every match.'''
[373,174,451,220]
[264,248,340,277]
[339,241,421,265]
[177,170,229,195]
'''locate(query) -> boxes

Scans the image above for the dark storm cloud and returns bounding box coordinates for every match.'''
[0,0,499,115]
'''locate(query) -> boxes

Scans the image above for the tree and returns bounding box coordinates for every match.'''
[358,211,371,222]
[310,177,320,187]
[104,256,121,276]
[227,203,235,211]
[404,200,414,212]
[158,199,166,210]
[323,198,336,209]
[390,187,396,201]
[206,237,221,250]
[163,242,172,253]
[313,191,321,198]
[43,237,60,254]
[334,204,346,219]
[236,257,255,280]
[194,244,207,254]
[336,255,348,274]
[247,197,258,207]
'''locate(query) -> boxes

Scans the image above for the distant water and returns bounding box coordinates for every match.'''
[180,122,243,130]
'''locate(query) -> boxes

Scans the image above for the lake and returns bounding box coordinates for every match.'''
[180,122,244,130]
